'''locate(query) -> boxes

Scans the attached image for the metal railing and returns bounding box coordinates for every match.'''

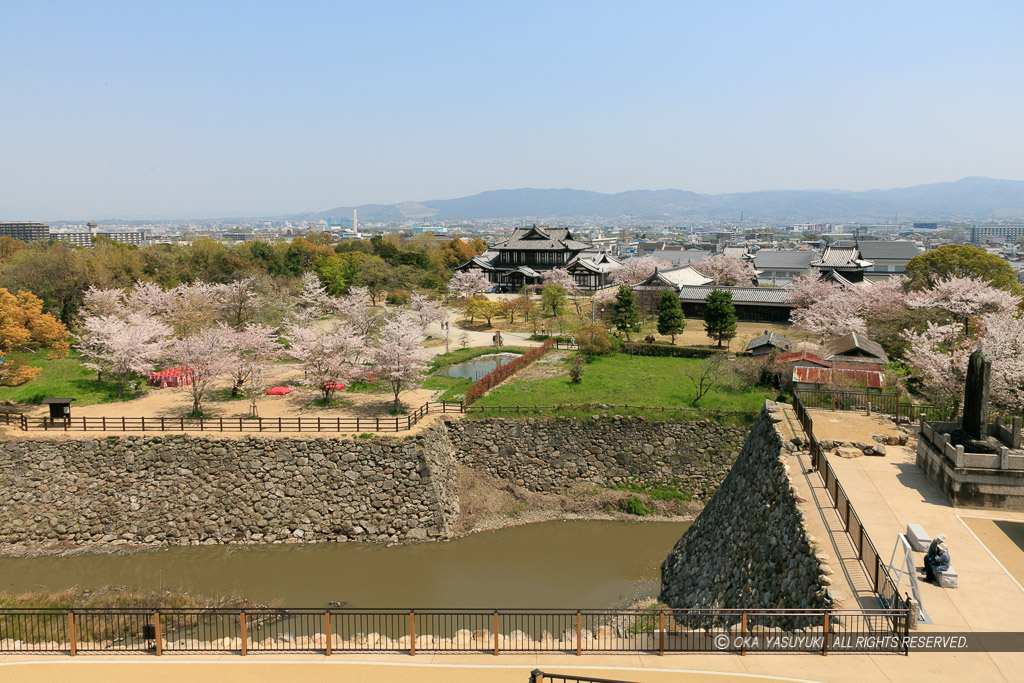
[0,606,908,656]
[792,396,909,623]
[794,389,957,423]
[532,672,638,683]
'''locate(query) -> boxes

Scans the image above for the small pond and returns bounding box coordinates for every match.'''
[442,352,521,381]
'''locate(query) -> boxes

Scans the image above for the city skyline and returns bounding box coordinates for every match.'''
[2,1,1024,218]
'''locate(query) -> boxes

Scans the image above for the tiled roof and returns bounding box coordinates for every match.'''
[838,240,922,260]
[495,226,592,251]
[676,286,793,305]
[744,331,793,352]
[566,253,622,273]
[642,249,708,266]
[793,366,884,389]
[753,250,815,270]
[825,332,889,363]
[811,246,873,268]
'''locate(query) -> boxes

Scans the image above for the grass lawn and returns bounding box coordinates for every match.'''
[476,353,772,413]
[0,351,146,406]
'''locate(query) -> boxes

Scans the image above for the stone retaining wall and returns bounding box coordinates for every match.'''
[0,426,458,550]
[447,417,748,498]
[0,416,746,552]
[660,402,831,612]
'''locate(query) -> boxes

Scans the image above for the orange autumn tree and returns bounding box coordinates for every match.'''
[0,289,70,386]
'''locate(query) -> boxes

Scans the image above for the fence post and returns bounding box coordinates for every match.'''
[154,611,162,655]
[325,611,331,656]
[531,670,545,683]
[576,611,582,656]
[494,610,499,655]
[740,612,746,656]
[659,611,665,656]
[822,611,829,656]
[240,611,247,655]
[874,557,881,594]
[67,611,76,656]
[409,611,415,656]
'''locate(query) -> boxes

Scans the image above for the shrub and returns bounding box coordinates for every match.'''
[386,289,411,305]
[574,324,612,357]
[619,495,652,516]
[569,355,584,384]
[464,338,557,403]
[620,342,717,358]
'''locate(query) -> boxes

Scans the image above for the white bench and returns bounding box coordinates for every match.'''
[906,524,932,552]
[935,566,958,589]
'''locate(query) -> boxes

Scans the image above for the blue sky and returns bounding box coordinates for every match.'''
[1,1,1023,219]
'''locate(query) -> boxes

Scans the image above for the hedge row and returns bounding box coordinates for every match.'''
[620,342,719,358]
[465,338,557,403]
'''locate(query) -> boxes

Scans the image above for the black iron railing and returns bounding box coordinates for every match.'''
[0,606,908,656]
[792,395,910,628]
[794,389,957,423]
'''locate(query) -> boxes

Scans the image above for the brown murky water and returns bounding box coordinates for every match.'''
[0,520,689,608]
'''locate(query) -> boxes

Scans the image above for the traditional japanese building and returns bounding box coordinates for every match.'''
[811,245,873,283]
[629,266,711,311]
[453,225,621,291]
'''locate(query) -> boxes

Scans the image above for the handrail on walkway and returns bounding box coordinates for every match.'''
[792,394,912,633]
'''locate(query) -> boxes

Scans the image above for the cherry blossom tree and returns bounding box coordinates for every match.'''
[168,325,236,415]
[858,276,908,319]
[902,322,976,411]
[980,311,1024,413]
[124,281,175,319]
[610,257,672,285]
[787,275,840,308]
[81,286,126,318]
[907,276,1019,335]
[286,323,366,403]
[370,310,432,412]
[77,314,172,395]
[409,293,447,331]
[216,277,258,329]
[164,281,221,337]
[542,267,578,294]
[790,289,868,340]
[448,270,491,299]
[224,323,285,415]
[334,286,380,339]
[692,255,757,286]
[295,272,334,324]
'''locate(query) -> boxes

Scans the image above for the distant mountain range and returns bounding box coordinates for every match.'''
[298,177,1024,223]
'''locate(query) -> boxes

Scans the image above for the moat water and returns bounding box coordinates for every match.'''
[0,520,689,607]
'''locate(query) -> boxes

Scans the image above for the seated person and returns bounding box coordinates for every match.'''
[924,542,950,583]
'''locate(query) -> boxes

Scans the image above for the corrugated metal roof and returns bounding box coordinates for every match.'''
[793,366,883,389]
[776,351,829,366]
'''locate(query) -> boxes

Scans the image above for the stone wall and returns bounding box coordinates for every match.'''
[0,415,746,553]
[0,426,458,550]
[447,417,748,498]
[659,402,831,612]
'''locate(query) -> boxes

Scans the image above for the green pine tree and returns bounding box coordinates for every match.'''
[703,289,738,348]
[656,290,685,344]
[612,285,641,341]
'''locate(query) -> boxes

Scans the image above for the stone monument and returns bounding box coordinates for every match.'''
[962,349,992,441]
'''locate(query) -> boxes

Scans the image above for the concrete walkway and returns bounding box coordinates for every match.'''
[0,651,1001,683]
[804,409,1024,681]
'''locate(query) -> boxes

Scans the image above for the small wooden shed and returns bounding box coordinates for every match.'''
[41,398,75,419]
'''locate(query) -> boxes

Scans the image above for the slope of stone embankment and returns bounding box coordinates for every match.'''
[660,401,831,610]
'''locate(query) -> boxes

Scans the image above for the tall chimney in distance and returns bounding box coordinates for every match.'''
[353,209,358,233]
